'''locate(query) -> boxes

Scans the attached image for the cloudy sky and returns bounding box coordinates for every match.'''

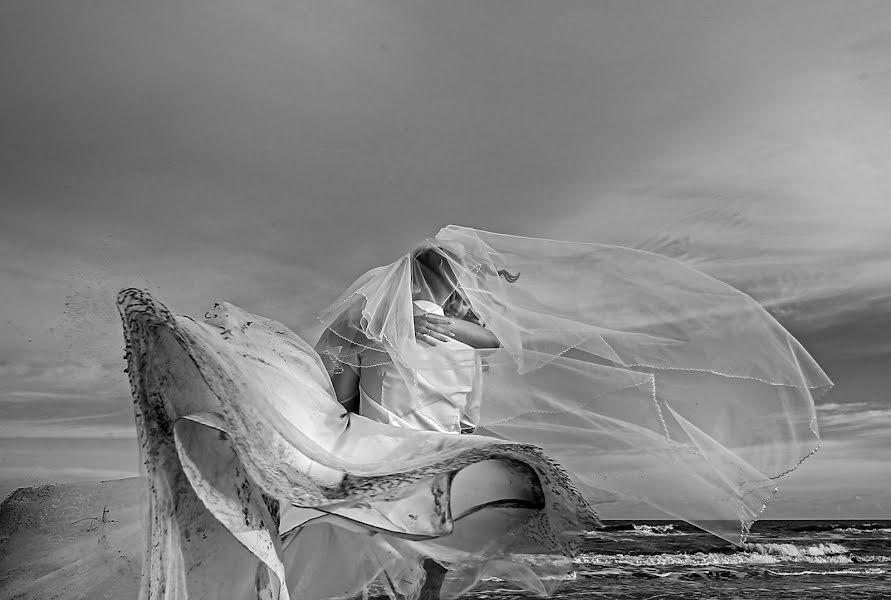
[1,0,889,517]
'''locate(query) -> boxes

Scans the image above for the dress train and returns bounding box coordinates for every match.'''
[117,289,598,600]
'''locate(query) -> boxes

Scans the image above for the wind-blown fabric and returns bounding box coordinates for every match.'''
[316,225,831,544]
[117,289,597,600]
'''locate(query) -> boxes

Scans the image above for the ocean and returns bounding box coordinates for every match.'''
[470,520,891,600]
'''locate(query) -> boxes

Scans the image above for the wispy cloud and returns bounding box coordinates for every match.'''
[0,421,136,439]
[816,402,869,412]
[0,466,138,481]
[818,408,891,432]
[811,401,891,455]
[0,391,112,403]
[635,206,891,338]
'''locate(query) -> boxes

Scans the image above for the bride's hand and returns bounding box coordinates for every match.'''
[414,313,454,345]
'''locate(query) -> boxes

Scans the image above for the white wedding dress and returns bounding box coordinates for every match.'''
[354,300,482,434]
[118,289,598,600]
[276,300,572,600]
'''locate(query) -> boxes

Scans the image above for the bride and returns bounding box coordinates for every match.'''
[320,244,504,423]
[112,225,829,600]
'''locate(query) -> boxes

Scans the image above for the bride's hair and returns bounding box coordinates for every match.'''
[496,268,520,283]
[413,244,519,327]
[413,245,521,283]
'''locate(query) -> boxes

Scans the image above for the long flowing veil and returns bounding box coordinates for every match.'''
[316,225,831,544]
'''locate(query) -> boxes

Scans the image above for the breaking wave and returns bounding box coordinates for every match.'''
[742,542,849,557]
[631,524,677,535]
[766,568,887,577]
[593,523,683,535]
[832,526,891,535]
[786,521,891,534]
[575,542,887,568]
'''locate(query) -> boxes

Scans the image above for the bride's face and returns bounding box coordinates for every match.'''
[415,250,458,295]
[443,292,471,320]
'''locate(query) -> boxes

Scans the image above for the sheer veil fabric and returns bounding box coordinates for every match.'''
[316,225,831,543]
[114,225,829,600]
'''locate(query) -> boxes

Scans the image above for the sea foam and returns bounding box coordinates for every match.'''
[742,542,849,558]
[631,524,677,535]
[766,568,887,577]
[574,541,888,568]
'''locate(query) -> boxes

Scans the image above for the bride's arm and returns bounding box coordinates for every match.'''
[416,313,500,349]
[449,318,500,349]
